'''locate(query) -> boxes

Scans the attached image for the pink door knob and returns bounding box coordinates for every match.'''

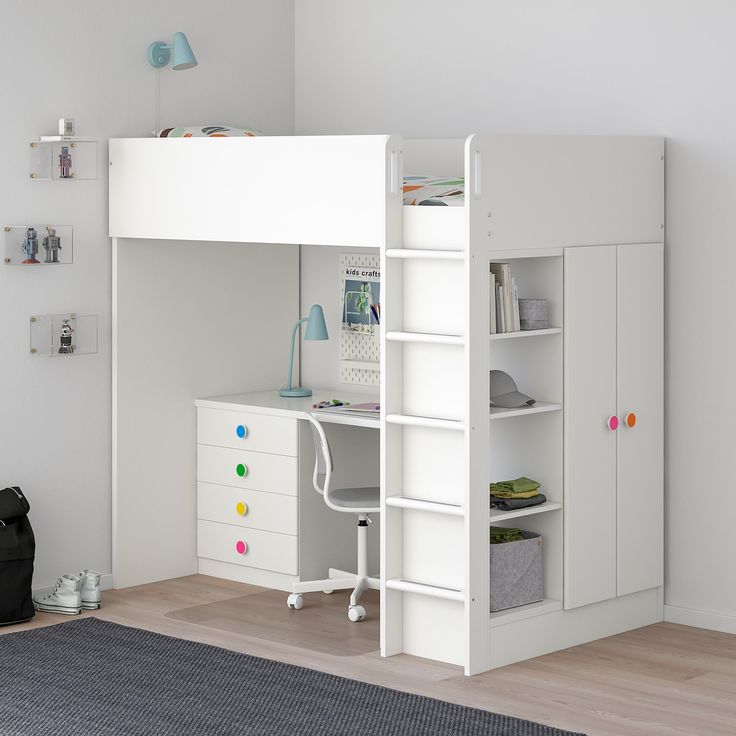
[235,540,248,555]
[607,415,619,431]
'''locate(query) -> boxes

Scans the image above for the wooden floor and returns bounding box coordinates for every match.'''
[6,575,736,736]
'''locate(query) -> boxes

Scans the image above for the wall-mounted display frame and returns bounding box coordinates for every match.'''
[29,140,97,180]
[4,225,73,265]
[30,313,98,357]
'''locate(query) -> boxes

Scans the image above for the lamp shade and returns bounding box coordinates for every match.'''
[172,32,197,70]
[304,304,329,341]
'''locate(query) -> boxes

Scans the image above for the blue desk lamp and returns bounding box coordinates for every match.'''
[280,305,329,398]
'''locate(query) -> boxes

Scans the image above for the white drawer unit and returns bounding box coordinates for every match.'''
[197,407,298,456]
[197,444,298,496]
[197,519,298,576]
[197,482,298,535]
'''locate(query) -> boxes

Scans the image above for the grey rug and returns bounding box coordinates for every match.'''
[0,618,584,736]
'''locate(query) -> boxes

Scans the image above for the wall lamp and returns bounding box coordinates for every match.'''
[147,32,198,70]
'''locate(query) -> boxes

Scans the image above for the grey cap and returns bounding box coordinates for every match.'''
[489,370,536,408]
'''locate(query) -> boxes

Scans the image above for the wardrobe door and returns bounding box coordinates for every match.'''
[564,246,618,609]
[617,243,664,596]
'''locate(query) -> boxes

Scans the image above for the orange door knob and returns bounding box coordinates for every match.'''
[625,412,637,428]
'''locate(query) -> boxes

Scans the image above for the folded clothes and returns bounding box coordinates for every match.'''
[491,493,547,511]
[490,526,525,544]
[490,489,540,499]
[490,477,541,498]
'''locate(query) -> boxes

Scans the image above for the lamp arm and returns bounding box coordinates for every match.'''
[286,318,308,391]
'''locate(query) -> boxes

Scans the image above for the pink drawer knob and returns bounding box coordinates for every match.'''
[607,415,619,431]
[235,540,248,555]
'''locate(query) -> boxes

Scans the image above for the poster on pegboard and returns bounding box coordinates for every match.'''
[339,254,380,387]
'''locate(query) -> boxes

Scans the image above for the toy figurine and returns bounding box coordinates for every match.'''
[58,319,74,354]
[58,145,72,179]
[21,227,40,264]
[42,227,62,263]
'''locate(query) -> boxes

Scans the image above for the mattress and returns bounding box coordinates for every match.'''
[403,176,464,206]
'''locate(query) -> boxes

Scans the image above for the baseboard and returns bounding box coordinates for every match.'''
[664,604,736,635]
[33,573,114,598]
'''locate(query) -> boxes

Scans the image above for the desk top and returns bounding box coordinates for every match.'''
[195,389,380,429]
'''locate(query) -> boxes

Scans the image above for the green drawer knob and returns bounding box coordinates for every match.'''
[236,463,248,478]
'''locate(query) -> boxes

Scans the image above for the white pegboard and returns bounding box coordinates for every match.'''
[339,253,380,387]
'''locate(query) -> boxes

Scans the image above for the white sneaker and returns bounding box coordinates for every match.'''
[77,569,102,610]
[33,575,82,615]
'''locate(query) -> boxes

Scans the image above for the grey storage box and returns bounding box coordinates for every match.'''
[490,531,543,612]
[518,299,549,330]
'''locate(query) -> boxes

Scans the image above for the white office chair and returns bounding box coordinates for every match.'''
[286,415,380,622]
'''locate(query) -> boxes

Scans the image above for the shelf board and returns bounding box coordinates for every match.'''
[489,402,562,420]
[489,327,561,341]
[489,598,562,627]
[489,501,562,522]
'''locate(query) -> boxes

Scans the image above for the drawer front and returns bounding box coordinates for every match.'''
[197,519,298,575]
[197,445,298,496]
[197,482,298,535]
[197,407,297,456]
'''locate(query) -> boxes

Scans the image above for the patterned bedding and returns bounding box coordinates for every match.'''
[403,175,464,206]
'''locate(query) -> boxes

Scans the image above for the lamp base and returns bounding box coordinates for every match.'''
[279,387,313,398]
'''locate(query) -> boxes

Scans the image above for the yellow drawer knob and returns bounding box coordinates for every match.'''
[236,501,248,517]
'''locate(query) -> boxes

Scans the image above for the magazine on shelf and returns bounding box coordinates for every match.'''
[490,262,521,333]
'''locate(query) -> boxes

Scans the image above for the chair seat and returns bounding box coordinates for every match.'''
[329,486,380,511]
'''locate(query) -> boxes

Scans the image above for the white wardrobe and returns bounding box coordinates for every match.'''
[565,243,664,609]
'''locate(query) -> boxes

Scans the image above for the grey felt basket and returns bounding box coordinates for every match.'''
[490,530,543,612]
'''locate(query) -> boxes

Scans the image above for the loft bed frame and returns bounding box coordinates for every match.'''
[110,134,664,675]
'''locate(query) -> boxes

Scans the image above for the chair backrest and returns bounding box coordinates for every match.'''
[307,416,333,498]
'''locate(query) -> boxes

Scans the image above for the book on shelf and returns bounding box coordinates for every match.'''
[490,262,521,334]
[489,272,497,334]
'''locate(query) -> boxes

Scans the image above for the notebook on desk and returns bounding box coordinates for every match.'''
[313,402,380,419]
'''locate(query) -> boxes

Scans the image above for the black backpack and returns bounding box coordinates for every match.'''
[0,487,35,625]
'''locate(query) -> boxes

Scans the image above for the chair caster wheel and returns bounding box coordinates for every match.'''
[287,593,303,610]
[348,604,366,622]
[322,589,334,595]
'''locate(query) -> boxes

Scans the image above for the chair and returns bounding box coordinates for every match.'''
[286,416,380,622]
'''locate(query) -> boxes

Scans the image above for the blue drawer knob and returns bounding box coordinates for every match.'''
[236,424,248,439]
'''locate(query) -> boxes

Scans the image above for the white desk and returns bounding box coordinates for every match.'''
[195,389,381,429]
[193,389,380,590]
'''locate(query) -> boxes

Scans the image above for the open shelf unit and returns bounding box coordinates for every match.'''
[488,252,564,626]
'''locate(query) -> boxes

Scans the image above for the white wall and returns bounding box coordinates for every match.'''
[295,0,736,632]
[0,0,294,589]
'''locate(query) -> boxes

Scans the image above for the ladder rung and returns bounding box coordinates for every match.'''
[386,249,464,261]
[385,496,465,516]
[385,579,464,602]
[385,414,464,431]
[385,331,464,346]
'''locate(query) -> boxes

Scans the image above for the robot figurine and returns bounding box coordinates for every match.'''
[42,227,62,263]
[21,227,40,264]
[58,145,72,179]
[58,319,75,354]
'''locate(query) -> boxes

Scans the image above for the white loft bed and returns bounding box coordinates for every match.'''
[110,134,664,676]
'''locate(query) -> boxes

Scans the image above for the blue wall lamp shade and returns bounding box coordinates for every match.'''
[148,32,198,70]
[280,305,329,398]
